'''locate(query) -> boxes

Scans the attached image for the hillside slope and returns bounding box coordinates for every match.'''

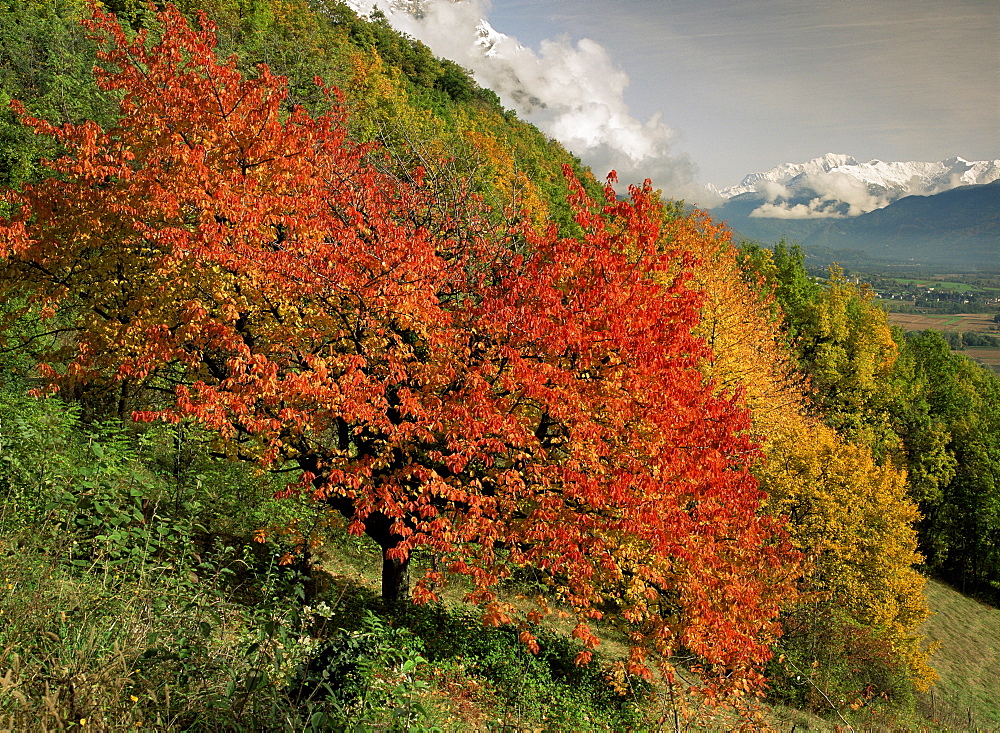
[0,0,601,227]
[2,2,999,730]
[918,579,1000,728]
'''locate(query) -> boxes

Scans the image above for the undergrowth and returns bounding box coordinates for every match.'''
[0,387,652,730]
[0,385,967,731]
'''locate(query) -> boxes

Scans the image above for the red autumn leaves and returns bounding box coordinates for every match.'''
[0,4,798,693]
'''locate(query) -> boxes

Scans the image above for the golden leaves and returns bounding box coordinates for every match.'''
[671,206,934,691]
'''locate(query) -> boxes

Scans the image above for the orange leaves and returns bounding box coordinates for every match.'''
[571,622,601,649]
[480,603,515,628]
[518,630,541,655]
[455,172,799,694]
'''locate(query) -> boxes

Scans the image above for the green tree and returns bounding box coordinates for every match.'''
[907,330,1000,599]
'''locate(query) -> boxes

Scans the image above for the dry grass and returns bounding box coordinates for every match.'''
[916,579,1000,729]
[964,347,1000,375]
[319,536,840,731]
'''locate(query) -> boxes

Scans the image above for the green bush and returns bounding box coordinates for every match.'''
[394,603,649,731]
[0,386,339,729]
[767,607,916,722]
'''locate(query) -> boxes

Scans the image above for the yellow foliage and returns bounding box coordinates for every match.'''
[677,213,804,440]
[461,129,549,228]
[762,420,935,689]
[810,267,899,404]
[672,210,935,690]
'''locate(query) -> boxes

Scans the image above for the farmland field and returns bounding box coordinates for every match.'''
[889,278,1000,294]
[965,348,1000,375]
[888,312,1000,333]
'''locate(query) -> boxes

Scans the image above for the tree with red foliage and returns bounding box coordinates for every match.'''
[0,4,797,691]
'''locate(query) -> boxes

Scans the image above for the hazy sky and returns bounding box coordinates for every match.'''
[377,0,999,200]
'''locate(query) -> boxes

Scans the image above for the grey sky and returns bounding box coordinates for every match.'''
[479,0,999,189]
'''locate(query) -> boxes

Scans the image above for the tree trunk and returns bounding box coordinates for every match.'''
[316,478,412,606]
[381,548,410,606]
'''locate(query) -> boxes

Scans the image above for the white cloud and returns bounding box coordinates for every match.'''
[760,180,792,202]
[750,200,843,219]
[751,171,891,219]
[803,172,890,216]
[357,0,703,199]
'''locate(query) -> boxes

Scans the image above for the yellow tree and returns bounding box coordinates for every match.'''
[660,210,934,704]
[761,424,934,689]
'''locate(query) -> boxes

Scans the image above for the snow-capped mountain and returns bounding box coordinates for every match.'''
[471,17,513,57]
[343,0,418,15]
[832,157,1000,196]
[340,0,422,21]
[345,0,511,52]
[713,153,861,198]
[709,166,1000,270]
[712,154,1000,216]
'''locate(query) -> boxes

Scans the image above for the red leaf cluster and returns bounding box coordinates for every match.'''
[0,4,798,694]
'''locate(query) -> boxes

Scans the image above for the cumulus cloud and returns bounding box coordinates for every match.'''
[760,180,792,202]
[751,200,844,219]
[355,0,703,199]
[750,171,891,219]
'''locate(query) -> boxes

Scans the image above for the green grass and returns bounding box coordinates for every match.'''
[906,313,965,326]
[4,386,997,731]
[0,519,656,731]
[916,579,1000,729]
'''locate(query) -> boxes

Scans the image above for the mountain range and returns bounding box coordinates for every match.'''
[710,153,1000,202]
[709,154,1000,270]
